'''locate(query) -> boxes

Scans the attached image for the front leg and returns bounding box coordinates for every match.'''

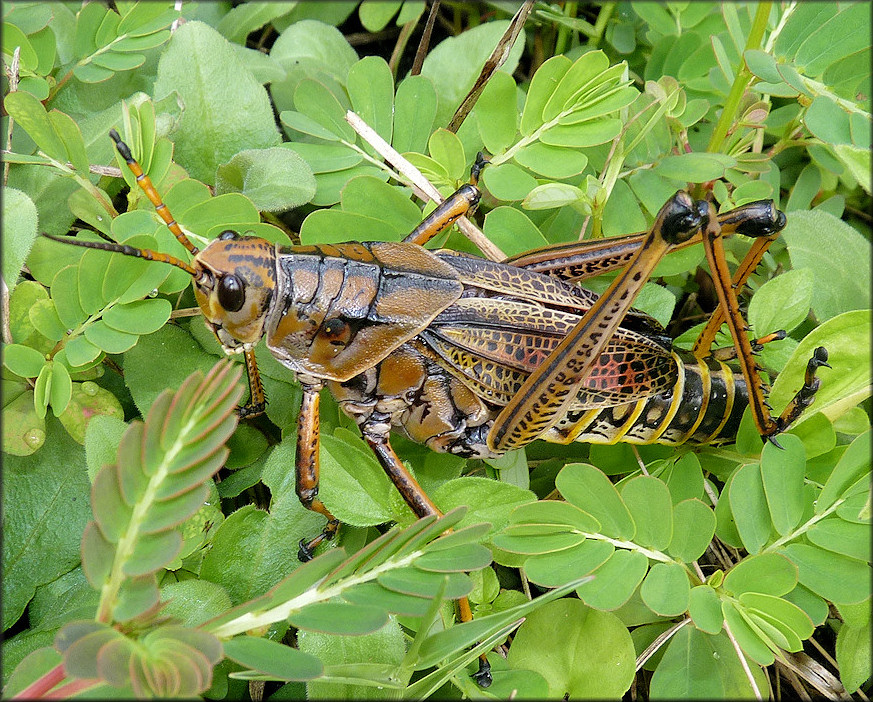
[295,380,340,561]
[236,347,268,419]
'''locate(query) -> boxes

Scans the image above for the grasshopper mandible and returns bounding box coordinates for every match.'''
[50,130,829,562]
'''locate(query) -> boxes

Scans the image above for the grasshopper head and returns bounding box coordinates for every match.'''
[192,231,276,355]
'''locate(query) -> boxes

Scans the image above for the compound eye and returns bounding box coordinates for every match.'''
[218,230,240,241]
[218,274,245,312]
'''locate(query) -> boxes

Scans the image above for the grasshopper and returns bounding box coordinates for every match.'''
[49,133,827,669]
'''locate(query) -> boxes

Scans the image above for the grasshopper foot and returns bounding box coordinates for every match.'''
[297,520,340,562]
[766,346,830,445]
[237,401,267,419]
[472,656,492,687]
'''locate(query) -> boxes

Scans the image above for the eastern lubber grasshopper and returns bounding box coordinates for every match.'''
[49,131,828,683]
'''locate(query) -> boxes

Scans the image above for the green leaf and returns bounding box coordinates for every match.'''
[575,549,649,610]
[3,22,39,71]
[392,75,437,155]
[513,142,588,179]
[729,463,771,555]
[723,553,797,596]
[760,435,806,536]
[650,625,768,697]
[619,476,673,550]
[301,619,406,698]
[5,91,68,160]
[2,418,91,629]
[102,299,172,335]
[805,96,855,148]
[123,324,217,416]
[92,50,145,72]
[215,147,316,212]
[521,540,612,587]
[290,602,388,635]
[663,453,704,505]
[284,142,362,174]
[4,343,47,378]
[342,582,433,618]
[420,20,525,126]
[339,176,421,230]
[3,390,46,456]
[641,562,690,616]
[64,335,102,368]
[510,499,601,532]
[427,129,466,181]
[414,543,493,573]
[153,21,281,182]
[49,363,72,417]
[84,320,138,354]
[556,463,636,539]
[433,476,536,536]
[475,71,518,155]
[377,568,471,600]
[793,2,870,77]
[807,517,871,561]
[359,1,406,32]
[522,182,585,210]
[748,269,814,338]
[688,585,723,634]
[482,206,548,258]
[818,430,871,512]
[85,414,128,481]
[602,178,647,238]
[744,49,781,83]
[199,497,324,606]
[836,619,872,694]
[783,584,828,628]
[782,212,871,319]
[346,56,394,155]
[223,636,323,681]
[280,110,343,142]
[654,153,735,183]
[780,544,871,604]
[300,209,396,246]
[520,55,572,135]
[505,599,635,699]
[33,363,51,418]
[667,499,715,562]
[739,592,814,642]
[542,50,610,122]
[496,525,586,556]
[215,2,296,44]
[2,188,39,292]
[9,280,52,351]
[632,3,676,36]
[319,432,402,526]
[540,118,622,147]
[721,599,775,666]
[269,19,358,115]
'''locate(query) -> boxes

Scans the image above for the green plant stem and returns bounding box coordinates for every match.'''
[389,17,418,79]
[553,2,576,55]
[42,153,119,218]
[765,496,845,552]
[590,2,616,48]
[96,419,194,622]
[208,545,426,637]
[707,2,772,154]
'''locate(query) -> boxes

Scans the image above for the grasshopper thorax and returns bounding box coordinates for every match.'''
[193,231,276,355]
